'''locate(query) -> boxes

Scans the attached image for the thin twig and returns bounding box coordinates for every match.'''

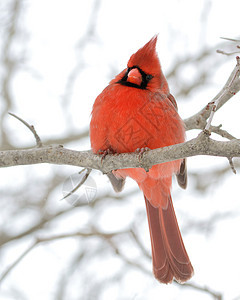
[0,229,128,284]
[60,168,92,201]
[204,56,240,132]
[210,124,236,140]
[228,157,237,174]
[220,37,240,42]
[130,228,151,259]
[1,0,22,149]
[217,37,240,55]
[216,49,240,56]
[178,281,223,300]
[106,237,152,275]
[185,58,240,131]
[0,241,36,284]
[8,112,43,147]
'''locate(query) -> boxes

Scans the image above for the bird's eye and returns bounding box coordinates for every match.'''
[146,74,153,81]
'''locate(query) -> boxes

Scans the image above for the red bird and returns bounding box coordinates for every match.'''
[90,36,193,283]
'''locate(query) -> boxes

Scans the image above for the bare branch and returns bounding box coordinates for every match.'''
[1,133,240,174]
[0,188,123,248]
[216,49,240,56]
[189,160,240,193]
[7,130,89,151]
[61,0,102,107]
[1,0,22,149]
[0,241,36,284]
[177,281,223,300]
[130,228,151,259]
[228,157,237,174]
[217,37,240,56]
[185,58,240,131]
[205,56,240,131]
[0,57,238,176]
[182,211,237,235]
[220,37,240,42]
[8,112,43,147]
[60,168,92,200]
[105,238,152,276]
[0,228,128,284]
[210,124,236,140]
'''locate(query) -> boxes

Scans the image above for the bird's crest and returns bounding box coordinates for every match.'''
[127,35,161,75]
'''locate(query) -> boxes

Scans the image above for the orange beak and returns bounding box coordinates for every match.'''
[127,68,142,86]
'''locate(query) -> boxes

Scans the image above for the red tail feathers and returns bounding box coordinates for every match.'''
[145,195,193,283]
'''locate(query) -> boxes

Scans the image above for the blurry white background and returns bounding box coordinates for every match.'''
[1,0,240,299]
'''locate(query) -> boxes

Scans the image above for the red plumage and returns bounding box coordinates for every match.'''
[90,36,193,283]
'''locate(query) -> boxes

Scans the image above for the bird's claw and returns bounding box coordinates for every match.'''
[98,148,115,163]
[135,147,150,159]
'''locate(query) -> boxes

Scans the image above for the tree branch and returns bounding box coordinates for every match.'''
[178,281,223,300]
[185,56,240,131]
[0,228,128,284]
[205,56,240,131]
[0,132,240,173]
[8,112,43,147]
[0,57,239,179]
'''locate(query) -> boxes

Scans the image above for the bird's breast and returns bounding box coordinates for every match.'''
[90,84,185,154]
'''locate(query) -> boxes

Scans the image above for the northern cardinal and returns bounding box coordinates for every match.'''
[90,36,193,283]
